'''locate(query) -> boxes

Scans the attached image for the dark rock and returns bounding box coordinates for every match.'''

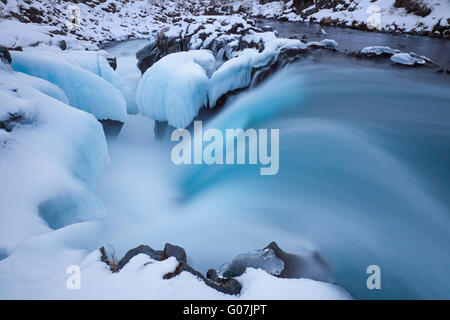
[0,45,12,64]
[99,119,123,140]
[291,0,315,14]
[0,111,35,132]
[58,40,67,51]
[112,243,242,295]
[220,247,285,278]
[100,246,118,272]
[218,241,332,283]
[162,243,187,263]
[394,0,431,18]
[265,241,332,282]
[106,57,117,70]
[8,46,23,52]
[117,244,164,270]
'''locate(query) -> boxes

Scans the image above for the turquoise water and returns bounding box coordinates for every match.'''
[101,42,450,299]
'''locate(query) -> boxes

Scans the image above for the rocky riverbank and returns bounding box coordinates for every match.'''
[100,241,334,296]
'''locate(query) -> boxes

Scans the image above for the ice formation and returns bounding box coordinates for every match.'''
[10,50,127,121]
[135,50,216,128]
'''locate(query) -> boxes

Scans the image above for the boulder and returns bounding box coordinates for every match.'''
[219,241,332,282]
[265,241,332,282]
[0,45,12,65]
[110,243,243,295]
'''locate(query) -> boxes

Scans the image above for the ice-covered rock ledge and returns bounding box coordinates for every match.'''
[135,18,340,128]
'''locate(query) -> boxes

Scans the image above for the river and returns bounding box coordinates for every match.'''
[99,26,450,299]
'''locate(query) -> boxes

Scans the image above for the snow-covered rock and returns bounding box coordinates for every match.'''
[135,50,216,128]
[360,46,400,57]
[0,236,351,299]
[307,39,339,50]
[136,22,309,127]
[391,52,426,65]
[10,50,127,121]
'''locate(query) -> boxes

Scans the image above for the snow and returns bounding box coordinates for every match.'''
[391,52,426,65]
[238,268,351,300]
[10,50,128,121]
[136,50,216,128]
[0,65,108,253]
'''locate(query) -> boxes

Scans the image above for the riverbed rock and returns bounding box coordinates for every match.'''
[219,247,285,278]
[265,241,332,282]
[110,243,242,295]
[394,0,431,18]
[0,111,35,132]
[220,241,332,282]
[0,45,12,64]
[99,119,123,140]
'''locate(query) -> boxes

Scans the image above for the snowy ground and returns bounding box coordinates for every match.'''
[248,0,449,36]
[0,1,448,52]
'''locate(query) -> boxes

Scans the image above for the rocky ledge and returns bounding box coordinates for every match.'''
[100,241,333,296]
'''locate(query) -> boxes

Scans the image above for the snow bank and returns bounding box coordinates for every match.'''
[238,268,351,300]
[0,66,108,253]
[0,243,351,299]
[136,50,216,128]
[10,50,127,121]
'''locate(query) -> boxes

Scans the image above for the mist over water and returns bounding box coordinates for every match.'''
[98,46,450,299]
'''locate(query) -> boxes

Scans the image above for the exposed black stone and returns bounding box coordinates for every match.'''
[99,119,123,140]
[265,241,332,282]
[106,57,117,70]
[0,112,34,132]
[58,40,67,51]
[117,245,164,270]
[112,243,242,295]
[0,45,12,64]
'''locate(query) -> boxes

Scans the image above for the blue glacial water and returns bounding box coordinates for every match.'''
[100,41,450,299]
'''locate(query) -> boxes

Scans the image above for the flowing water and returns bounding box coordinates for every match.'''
[256,19,450,69]
[100,33,450,299]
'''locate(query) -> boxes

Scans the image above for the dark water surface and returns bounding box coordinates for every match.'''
[256,19,450,69]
